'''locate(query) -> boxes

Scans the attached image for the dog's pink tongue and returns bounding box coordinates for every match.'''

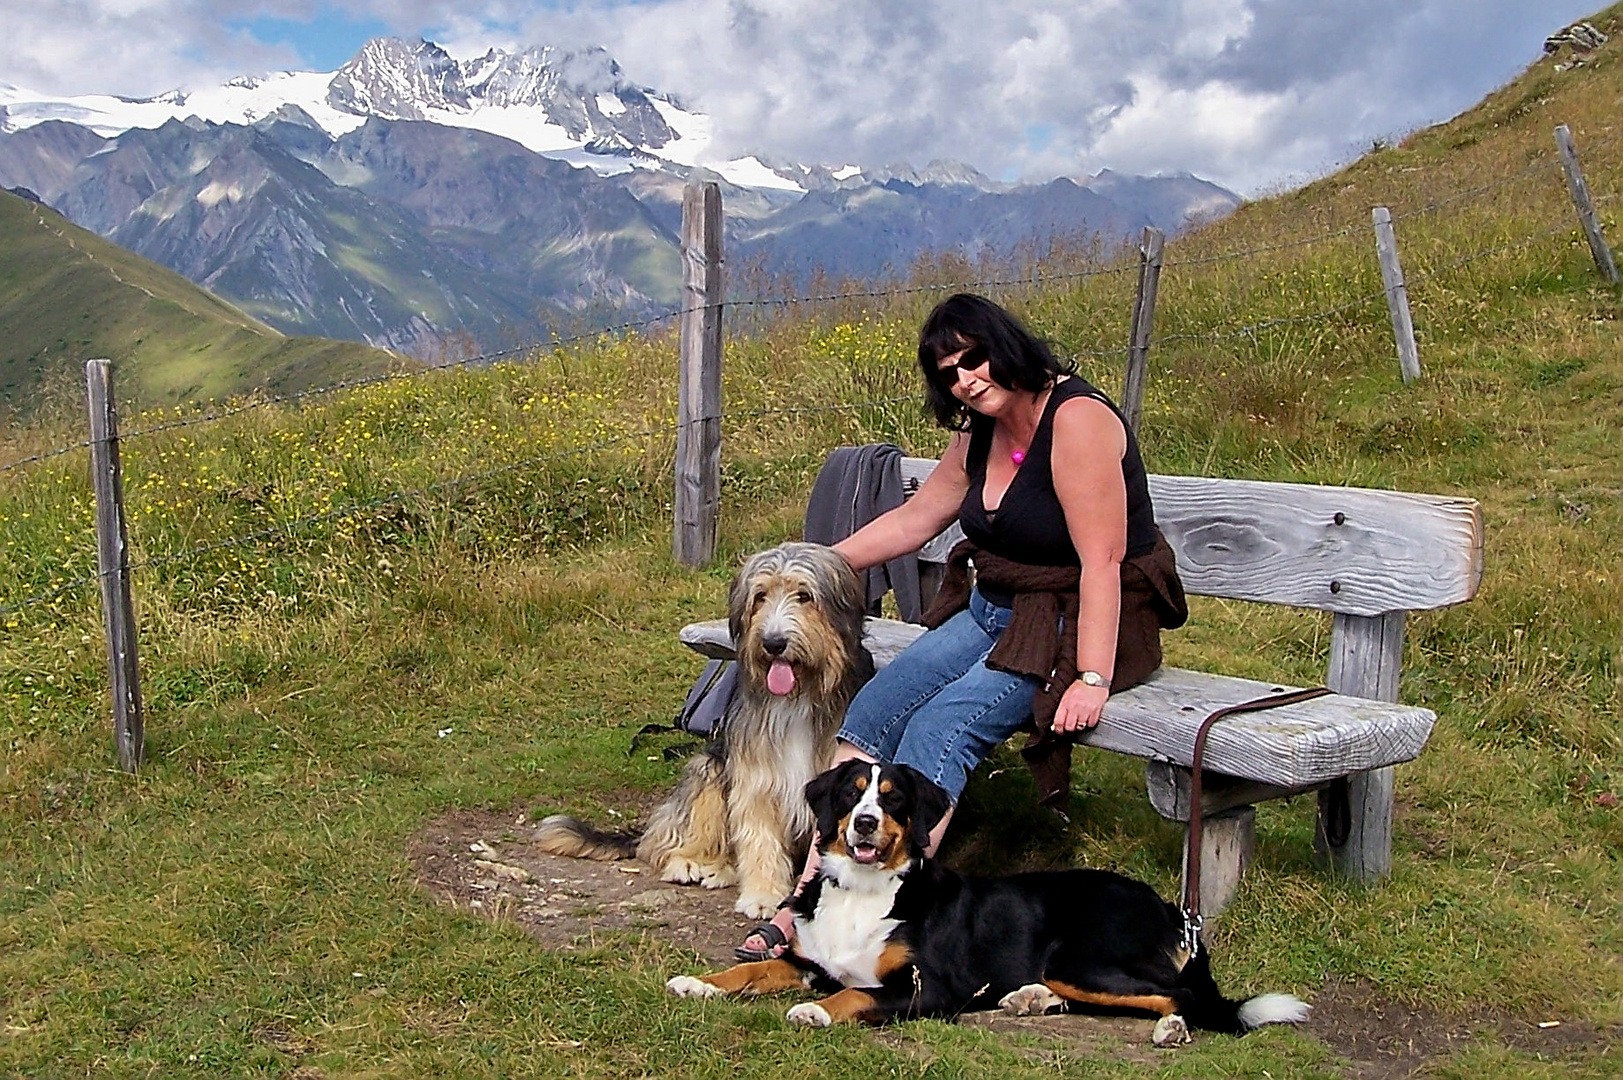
[767,660,797,696]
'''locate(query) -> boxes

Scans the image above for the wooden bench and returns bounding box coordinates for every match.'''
[681,457,1483,915]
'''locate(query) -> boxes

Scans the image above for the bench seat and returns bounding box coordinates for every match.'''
[680,617,1435,790]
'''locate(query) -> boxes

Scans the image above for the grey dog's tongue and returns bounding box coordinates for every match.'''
[767,659,796,696]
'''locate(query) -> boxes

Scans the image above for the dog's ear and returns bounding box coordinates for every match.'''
[726,552,758,643]
[896,764,952,854]
[804,761,855,843]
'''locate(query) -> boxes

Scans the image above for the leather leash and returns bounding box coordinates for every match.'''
[1181,685,1333,955]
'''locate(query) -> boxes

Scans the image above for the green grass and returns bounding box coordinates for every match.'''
[5,8,1623,1077]
[0,190,406,417]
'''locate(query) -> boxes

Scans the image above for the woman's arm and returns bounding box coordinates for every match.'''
[1049,396,1129,733]
[833,434,970,572]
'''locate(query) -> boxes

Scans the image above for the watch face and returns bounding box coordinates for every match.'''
[1081,671,1105,686]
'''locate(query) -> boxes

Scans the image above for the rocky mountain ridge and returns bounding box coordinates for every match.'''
[0,37,1242,355]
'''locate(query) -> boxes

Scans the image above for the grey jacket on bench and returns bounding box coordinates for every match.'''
[803,443,924,623]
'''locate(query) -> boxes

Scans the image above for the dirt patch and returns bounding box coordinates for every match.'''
[409,810,1618,1076]
[409,806,758,966]
[1305,979,1619,1080]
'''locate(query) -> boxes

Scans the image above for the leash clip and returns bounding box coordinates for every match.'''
[1181,910,1204,957]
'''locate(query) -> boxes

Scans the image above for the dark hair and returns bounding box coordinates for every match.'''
[916,293,1075,428]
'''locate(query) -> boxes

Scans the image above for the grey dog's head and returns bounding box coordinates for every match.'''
[726,543,867,700]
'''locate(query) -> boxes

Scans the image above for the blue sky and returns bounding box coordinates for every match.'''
[223,13,397,72]
[4,0,1609,196]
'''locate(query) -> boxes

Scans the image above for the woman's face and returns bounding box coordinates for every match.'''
[936,342,1011,417]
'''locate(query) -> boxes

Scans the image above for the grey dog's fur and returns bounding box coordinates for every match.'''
[535,542,874,918]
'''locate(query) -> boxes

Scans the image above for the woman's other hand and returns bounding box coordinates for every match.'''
[1052,679,1109,734]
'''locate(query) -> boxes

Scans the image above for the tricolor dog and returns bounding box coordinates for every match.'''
[668,760,1310,1044]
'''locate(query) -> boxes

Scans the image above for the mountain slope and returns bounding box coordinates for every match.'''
[0,187,402,412]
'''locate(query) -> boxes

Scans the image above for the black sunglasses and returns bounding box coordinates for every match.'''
[936,343,989,375]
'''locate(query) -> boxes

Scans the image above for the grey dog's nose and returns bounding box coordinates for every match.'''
[762,632,788,656]
[852,813,879,835]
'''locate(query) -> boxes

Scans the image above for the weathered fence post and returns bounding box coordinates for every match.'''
[1371,207,1422,384]
[1121,226,1165,437]
[1554,124,1620,285]
[1316,609,1406,882]
[675,181,724,567]
[85,359,144,772]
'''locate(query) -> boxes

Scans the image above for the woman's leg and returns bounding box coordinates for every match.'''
[889,589,1041,808]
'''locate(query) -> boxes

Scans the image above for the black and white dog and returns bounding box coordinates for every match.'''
[669,760,1310,1045]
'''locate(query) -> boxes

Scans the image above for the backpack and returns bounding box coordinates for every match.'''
[631,658,738,757]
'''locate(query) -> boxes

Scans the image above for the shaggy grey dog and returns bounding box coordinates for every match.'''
[536,542,874,918]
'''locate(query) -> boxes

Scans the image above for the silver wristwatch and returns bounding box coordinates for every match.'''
[1079,670,1111,689]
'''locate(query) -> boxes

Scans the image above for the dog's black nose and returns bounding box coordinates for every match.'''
[762,633,788,656]
[852,813,879,835]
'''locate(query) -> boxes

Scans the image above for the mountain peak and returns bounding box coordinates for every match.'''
[319,36,678,150]
[327,37,469,120]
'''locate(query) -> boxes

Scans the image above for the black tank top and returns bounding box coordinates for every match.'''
[959,377,1157,566]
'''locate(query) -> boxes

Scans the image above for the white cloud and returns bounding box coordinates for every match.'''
[1,0,1606,195]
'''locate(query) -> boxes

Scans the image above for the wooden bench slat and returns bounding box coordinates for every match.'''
[898,458,1484,618]
[678,617,1434,789]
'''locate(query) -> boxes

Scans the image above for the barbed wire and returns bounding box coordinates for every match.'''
[0,392,966,618]
[1150,285,1390,348]
[1162,127,1611,270]
[0,308,692,474]
[1150,198,1600,350]
[1388,153,1566,224]
[725,259,1141,313]
[0,439,92,474]
[0,422,673,619]
[1402,212,1588,286]
[5,143,1611,477]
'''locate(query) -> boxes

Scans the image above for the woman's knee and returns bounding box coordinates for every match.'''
[832,740,874,766]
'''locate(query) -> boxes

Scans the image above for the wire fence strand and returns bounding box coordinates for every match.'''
[4,145,1614,619]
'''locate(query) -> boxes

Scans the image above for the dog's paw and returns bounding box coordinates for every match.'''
[1152,1013,1191,1048]
[998,984,1063,1016]
[786,1002,832,1027]
[734,893,780,919]
[666,975,723,999]
[699,867,738,890]
[660,858,706,885]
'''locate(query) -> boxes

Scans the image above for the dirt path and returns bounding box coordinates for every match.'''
[409,809,1615,1078]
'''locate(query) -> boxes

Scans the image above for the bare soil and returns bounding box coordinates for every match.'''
[409,808,1618,1078]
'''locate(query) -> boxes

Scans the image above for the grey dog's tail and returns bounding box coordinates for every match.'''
[534,815,640,861]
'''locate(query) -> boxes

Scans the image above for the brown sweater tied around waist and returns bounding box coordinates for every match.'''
[919,530,1188,812]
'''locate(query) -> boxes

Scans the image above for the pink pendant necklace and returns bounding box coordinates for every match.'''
[1011,448,1027,466]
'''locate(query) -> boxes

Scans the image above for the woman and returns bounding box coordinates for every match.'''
[737,292,1185,961]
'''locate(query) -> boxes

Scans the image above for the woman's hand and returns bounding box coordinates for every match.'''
[1052,679,1109,734]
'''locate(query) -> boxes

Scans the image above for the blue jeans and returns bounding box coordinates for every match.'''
[838,588,1040,803]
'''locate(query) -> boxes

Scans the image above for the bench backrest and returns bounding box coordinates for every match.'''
[901,458,1483,617]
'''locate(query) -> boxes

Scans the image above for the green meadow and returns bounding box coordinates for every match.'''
[3,11,1622,1078]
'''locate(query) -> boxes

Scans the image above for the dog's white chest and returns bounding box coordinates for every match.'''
[795,878,903,988]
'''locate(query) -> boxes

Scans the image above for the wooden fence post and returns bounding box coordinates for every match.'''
[1554,124,1620,285]
[675,181,724,567]
[1316,609,1406,882]
[1122,226,1164,437]
[86,359,144,772]
[1371,207,1422,384]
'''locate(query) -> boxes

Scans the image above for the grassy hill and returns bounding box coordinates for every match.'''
[0,188,406,415]
[1,7,1621,1079]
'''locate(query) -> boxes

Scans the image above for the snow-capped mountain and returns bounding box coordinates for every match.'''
[0,37,1241,357]
[0,37,807,192]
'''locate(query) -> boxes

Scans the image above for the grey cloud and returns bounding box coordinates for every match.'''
[3,0,1606,195]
